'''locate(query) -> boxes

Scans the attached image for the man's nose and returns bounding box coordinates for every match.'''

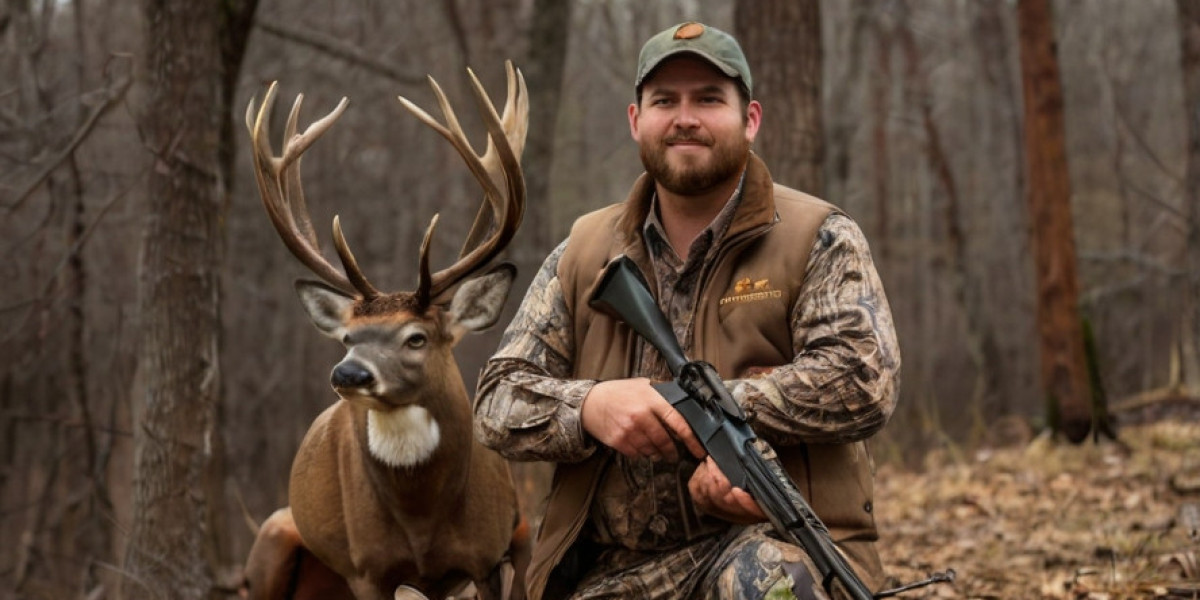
[674,101,701,128]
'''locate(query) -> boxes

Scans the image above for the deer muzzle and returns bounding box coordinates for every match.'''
[331,360,374,389]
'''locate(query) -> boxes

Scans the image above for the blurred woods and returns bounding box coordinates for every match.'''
[0,0,1195,598]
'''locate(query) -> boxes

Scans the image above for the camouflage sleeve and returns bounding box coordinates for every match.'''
[473,239,599,463]
[729,213,900,446]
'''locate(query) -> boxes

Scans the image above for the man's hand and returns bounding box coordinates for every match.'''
[580,378,705,462]
[688,456,767,524]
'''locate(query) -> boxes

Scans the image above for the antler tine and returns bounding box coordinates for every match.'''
[458,61,529,260]
[286,96,383,299]
[332,216,383,299]
[396,78,506,210]
[423,64,526,300]
[395,63,528,306]
[281,93,320,251]
[495,60,530,167]
[247,83,368,297]
[414,214,440,308]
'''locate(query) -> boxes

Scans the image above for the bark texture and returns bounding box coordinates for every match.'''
[1016,0,1093,443]
[123,0,257,597]
[735,0,824,195]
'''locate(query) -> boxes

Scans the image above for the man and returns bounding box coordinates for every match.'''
[475,21,899,600]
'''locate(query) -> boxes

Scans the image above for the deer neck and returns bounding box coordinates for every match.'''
[361,375,473,472]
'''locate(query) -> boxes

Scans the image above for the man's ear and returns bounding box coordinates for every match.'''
[446,263,517,341]
[628,102,641,142]
[293,280,355,339]
[744,100,763,144]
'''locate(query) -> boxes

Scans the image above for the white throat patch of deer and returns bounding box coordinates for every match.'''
[367,406,440,467]
[241,61,531,600]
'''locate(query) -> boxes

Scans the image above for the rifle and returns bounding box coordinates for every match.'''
[588,255,953,599]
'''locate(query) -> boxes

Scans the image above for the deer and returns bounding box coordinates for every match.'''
[240,61,531,600]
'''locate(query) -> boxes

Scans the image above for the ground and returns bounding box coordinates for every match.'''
[874,420,1199,599]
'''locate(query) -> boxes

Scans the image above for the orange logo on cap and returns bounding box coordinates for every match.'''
[674,23,705,40]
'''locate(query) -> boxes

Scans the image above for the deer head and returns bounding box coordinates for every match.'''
[245,63,528,464]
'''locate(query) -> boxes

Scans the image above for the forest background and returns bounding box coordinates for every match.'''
[1,0,1197,598]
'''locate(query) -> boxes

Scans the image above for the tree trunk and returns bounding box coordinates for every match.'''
[734,0,823,196]
[123,0,257,598]
[506,0,573,536]
[1177,0,1200,393]
[1016,0,1093,443]
[523,0,572,256]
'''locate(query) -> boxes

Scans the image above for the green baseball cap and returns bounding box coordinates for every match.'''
[635,22,752,96]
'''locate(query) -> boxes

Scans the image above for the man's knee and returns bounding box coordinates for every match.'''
[707,529,827,600]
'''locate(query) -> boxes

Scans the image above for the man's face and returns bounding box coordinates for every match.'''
[629,55,761,197]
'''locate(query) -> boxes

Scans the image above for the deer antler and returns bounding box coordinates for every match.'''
[245,83,382,299]
[246,61,527,307]
[397,60,528,307]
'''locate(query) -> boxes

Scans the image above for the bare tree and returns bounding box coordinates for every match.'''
[887,0,1008,429]
[1177,0,1200,394]
[122,0,258,597]
[1015,0,1093,443]
[735,0,823,195]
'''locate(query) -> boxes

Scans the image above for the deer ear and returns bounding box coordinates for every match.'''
[446,263,516,339]
[294,279,355,339]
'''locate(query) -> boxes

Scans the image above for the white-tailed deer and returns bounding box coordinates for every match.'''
[240,62,530,600]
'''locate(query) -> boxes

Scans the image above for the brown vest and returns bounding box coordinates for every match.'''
[526,156,883,599]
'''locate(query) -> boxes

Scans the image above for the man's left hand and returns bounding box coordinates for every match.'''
[688,456,767,524]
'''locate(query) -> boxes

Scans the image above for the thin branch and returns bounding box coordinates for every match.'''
[439,0,472,66]
[253,19,423,85]
[0,167,144,342]
[1103,42,1185,187]
[5,76,132,213]
[0,410,131,437]
[1120,173,1188,223]
[1078,249,1184,276]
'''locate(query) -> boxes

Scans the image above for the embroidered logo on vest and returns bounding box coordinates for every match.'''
[721,277,782,305]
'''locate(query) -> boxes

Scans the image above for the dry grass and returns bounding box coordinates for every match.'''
[875,421,1200,599]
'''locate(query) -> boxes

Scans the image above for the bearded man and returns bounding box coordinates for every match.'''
[474,22,900,600]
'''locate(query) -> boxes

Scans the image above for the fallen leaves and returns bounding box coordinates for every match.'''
[875,421,1200,599]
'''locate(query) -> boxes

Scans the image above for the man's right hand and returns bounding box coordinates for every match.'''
[580,378,705,462]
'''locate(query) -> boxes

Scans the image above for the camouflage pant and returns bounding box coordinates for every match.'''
[566,524,832,600]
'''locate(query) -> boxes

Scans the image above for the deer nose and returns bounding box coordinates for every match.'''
[331,362,374,388]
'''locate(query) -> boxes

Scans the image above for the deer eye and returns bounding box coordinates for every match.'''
[405,333,427,349]
[342,333,352,345]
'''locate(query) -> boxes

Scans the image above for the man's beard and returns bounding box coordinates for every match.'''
[640,133,749,196]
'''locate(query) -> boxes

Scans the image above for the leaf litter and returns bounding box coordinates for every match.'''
[875,421,1200,599]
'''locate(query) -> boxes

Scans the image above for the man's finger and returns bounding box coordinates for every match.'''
[639,413,680,462]
[629,430,663,460]
[706,456,730,487]
[728,487,766,520]
[656,404,706,459]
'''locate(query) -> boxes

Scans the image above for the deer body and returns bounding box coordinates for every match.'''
[241,63,531,600]
[292,399,519,597]
[289,274,524,600]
